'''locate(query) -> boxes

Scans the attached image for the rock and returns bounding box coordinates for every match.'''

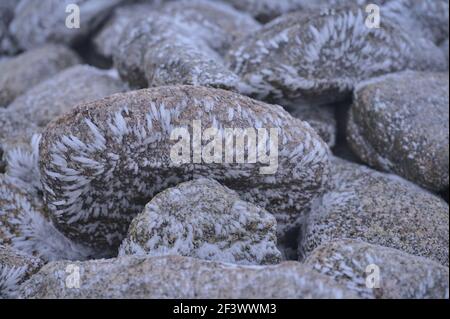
[119,178,282,265]
[226,6,446,106]
[304,239,449,299]
[288,103,336,147]
[299,158,449,266]
[442,39,449,66]
[0,175,97,262]
[9,0,124,50]
[39,85,330,251]
[0,245,43,298]
[347,71,449,191]
[0,1,18,55]
[7,65,128,129]
[19,255,356,298]
[114,0,259,90]
[0,44,81,107]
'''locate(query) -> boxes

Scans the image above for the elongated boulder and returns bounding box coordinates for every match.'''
[0,44,80,107]
[19,255,356,299]
[0,245,43,298]
[299,158,449,266]
[304,239,449,299]
[347,71,449,192]
[39,85,330,251]
[226,6,446,105]
[119,178,282,265]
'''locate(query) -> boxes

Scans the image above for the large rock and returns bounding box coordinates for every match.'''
[0,44,80,107]
[299,158,449,266]
[39,85,330,251]
[0,245,43,298]
[0,175,96,262]
[347,71,449,191]
[119,178,282,265]
[9,0,124,50]
[226,6,446,105]
[19,255,356,299]
[304,239,449,299]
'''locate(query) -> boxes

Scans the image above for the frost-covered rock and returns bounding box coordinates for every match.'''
[19,255,356,299]
[226,6,446,105]
[0,245,43,298]
[39,85,330,251]
[288,103,336,147]
[299,158,449,266]
[7,65,128,129]
[119,178,282,265]
[0,175,97,262]
[347,71,449,192]
[9,0,124,50]
[304,239,449,299]
[114,0,259,90]
[0,44,80,107]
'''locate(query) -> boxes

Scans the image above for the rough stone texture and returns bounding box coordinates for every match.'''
[39,85,330,252]
[226,6,446,106]
[299,158,449,266]
[0,175,97,262]
[114,0,259,90]
[119,178,282,265]
[0,1,18,55]
[288,103,336,147]
[7,65,128,129]
[19,255,356,299]
[304,239,450,299]
[0,245,43,298]
[9,0,124,50]
[0,44,81,107]
[347,71,449,191]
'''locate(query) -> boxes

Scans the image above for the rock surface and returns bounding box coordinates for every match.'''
[299,158,449,266]
[119,178,282,265]
[347,71,449,191]
[0,245,43,298]
[226,6,446,105]
[19,255,356,299]
[304,239,449,299]
[0,44,80,107]
[39,85,330,251]
[9,0,124,50]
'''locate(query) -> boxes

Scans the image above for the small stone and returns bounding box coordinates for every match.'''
[39,85,330,251]
[226,6,446,105]
[299,158,449,266]
[19,255,356,299]
[0,44,81,106]
[0,175,97,262]
[288,103,336,147]
[119,178,282,265]
[304,239,449,299]
[347,71,449,191]
[0,245,43,298]
[9,0,124,50]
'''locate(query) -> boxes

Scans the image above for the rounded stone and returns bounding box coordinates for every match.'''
[299,158,449,266]
[119,178,282,265]
[347,71,449,191]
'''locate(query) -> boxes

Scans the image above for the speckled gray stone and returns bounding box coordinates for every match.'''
[226,6,446,106]
[119,178,282,265]
[39,85,330,251]
[19,255,357,299]
[347,71,449,191]
[0,44,81,107]
[299,158,449,266]
[0,245,43,298]
[114,0,258,90]
[288,103,336,147]
[0,175,97,262]
[9,0,124,50]
[304,239,449,299]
